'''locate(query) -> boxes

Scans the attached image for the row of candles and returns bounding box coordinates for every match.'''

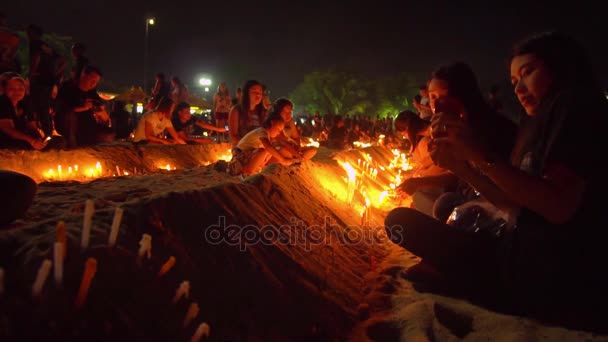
[341,148,413,227]
[1,199,211,340]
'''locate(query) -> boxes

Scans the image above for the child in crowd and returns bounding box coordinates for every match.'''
[228,112,300,176]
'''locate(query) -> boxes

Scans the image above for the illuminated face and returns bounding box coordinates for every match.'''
[5,78,26,103]
[427,78,449,113]
[510,53,554,116]
[268,120,285,138]
[219,82,227,92]
[248,85,263,107]
[279,104,293,121]
[178,108,192,123]
[80,72,100,91]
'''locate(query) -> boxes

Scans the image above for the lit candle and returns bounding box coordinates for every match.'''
[138,234,152,260]
[57,165,62,179]
[115,165,121,176]
[68,166,73,175]
[357,159,361,168]
[53,242,63,286]
[74,165,79,172]
[74,258,97,310]
[0,267,4,296]
[95,162,102,176]
[158,256,176,277]
[56,221,67,258]
[32,259,52,298]
[191,322,210,341]
[108,207,124,247]
[183,302,200,327]
[173,280,190,304]
[81,199,94,249]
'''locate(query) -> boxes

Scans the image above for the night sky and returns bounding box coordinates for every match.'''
[3,1,607,99]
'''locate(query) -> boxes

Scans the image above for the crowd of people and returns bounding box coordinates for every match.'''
[2,12,608,327]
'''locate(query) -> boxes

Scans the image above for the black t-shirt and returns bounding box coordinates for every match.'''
[172,115,201,135]
[0,95,37,141]
[506,89,608,294]
[29,39,59,86]
[73,55,89,79]
[54,80,102,137]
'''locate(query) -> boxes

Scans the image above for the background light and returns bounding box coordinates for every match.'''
[148,18,155,25]
[204,87,209,92]
[199,78,212,86]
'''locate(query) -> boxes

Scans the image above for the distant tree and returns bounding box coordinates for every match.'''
[14,30,74,79]
[290,69,419,118]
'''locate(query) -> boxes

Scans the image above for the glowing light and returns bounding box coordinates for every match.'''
[136,103,143,114]
[199,78,212,86]
[147,18,155,25]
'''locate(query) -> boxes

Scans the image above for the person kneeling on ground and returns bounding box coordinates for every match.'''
[272,97,317,161]
[132,97,186,145]
[228,111,300,176]
[171,102,226,144]
[0,76,62,150]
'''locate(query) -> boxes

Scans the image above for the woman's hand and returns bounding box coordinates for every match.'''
[430,112,487,164]
[428,140,471,176]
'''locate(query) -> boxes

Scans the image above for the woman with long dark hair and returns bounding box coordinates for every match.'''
[213,82,231,142]
[228,80,267,146]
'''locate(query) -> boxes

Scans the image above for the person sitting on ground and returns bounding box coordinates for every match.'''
[132,98,186,145]
[110,100,131,140]
[171,102,226,144]
[54,65,114,148]
[272,97,317,161]
[385,32,608,322]
[228,80,268,146]
[228,111,300,176]
[327,115,347,149]
[0,76,46,150]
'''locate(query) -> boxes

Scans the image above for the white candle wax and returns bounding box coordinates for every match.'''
[32,259,52,297]
[108,207,124,247]
[53,242,63,286]
[81,199,94,249]
[183,302,200,327]
[191,322,211,341]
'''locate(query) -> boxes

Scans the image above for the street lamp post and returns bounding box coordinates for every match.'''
[143,17,155,92]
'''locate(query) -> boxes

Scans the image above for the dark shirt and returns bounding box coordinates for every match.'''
[111,109,131,139]
[328,125,347,149]
[0,95,37,142]
[29,39,59,86]
[54,79,103,144]
[73,55,89,80]
[172,115,201,136]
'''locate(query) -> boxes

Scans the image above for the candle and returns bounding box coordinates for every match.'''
[183,302,200,327]
[57,165,62,179]
[158,256,176,277]
[74,165,79,172]
[74,258,97,310]
[95,162,102,176]
[32,259,52,298]
[81,199,94,249]
[357,159,361,168]
[115,165,121,176]
[108,207,124,247]
[0,267,4,296]
[56,221,67,258]
[53,242,63,286]
[191,322,210,341]
[173,280,190,304]
[138,234,152,260]
[68,166,73,175]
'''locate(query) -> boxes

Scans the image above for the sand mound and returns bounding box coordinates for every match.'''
[0,145,605,340]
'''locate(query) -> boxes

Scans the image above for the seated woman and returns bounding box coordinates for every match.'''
[385,32,608,318]
[172,102,226,144]
[132,98,186,145]
[0,76,47,150]
[272,98,317,161]
[228,80,268,146]
[228,112,300,176]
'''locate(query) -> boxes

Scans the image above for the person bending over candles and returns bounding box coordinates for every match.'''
[272,97,317,161]
[172,102,226,144]
[132,98,186,145]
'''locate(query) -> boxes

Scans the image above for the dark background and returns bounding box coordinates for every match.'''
[3,0,606,98]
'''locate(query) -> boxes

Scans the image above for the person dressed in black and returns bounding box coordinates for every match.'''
[27,24,65,136]
[172,102,225,144]
[151,72,170,103]
[327,115,347,149]
[0,76,46,149]
[54,66,114,148]
[385,32,608,327]
[110,100,131,140]
[70,42,89,82]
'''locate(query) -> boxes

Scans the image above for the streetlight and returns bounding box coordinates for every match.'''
[199,78,212,87]
[143,17,156,92]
